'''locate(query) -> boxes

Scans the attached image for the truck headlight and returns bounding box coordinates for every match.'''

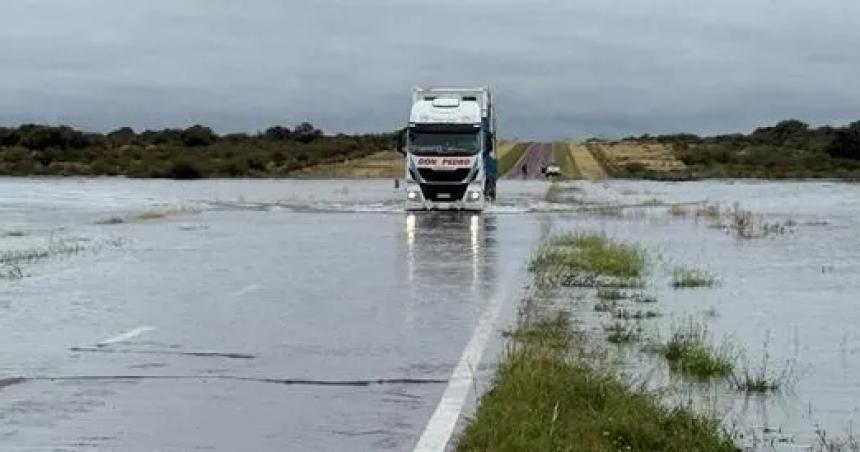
[468,190,481,201]
[407,190,419,200]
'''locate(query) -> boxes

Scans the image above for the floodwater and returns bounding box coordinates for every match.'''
[0,178,547,451]
[1,177,859,451]
[547,180,860,450]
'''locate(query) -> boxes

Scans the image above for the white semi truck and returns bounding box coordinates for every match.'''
[398,87,497,211]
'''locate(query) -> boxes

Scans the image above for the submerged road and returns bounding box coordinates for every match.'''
[0,179,548,451]
[505,142,554,179]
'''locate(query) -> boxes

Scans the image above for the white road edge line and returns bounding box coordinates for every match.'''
[97,326,156,346]
[413,277,513,452]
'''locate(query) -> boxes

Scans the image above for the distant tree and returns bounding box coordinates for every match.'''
[751,119,810,147]
[108,127,136,144]
[140,128,183,145]
[293,122,322,143]
[263,126,291,141]
[180,125,217,147]
[826,121,860,160]
[59,126,89,149]
[773,119,809,133]
[19,125,87,150]
[0,127,20,146]
[223,132,250,143]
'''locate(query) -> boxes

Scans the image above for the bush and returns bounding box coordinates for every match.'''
[826,121,860,160]
[166,160,205,179]
[0,127,20,146]
[180,125,217,147]
[107,127,136,145]
[293,122,322,143]
[263,126,291,141]
[19,125,89,150]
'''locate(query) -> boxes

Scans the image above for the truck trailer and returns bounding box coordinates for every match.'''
[398,87,497,211]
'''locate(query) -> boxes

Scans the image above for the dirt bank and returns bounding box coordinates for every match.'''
[291,151,403,178]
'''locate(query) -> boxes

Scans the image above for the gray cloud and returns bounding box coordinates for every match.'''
[1,0,859,138]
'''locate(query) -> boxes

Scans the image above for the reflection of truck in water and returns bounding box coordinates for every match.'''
[398,87,497,211]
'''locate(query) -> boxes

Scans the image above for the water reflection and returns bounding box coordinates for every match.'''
[402,213,497,292]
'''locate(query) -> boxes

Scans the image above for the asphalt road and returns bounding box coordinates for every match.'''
[505,142,554,179]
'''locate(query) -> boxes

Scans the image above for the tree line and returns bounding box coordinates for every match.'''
[0,122,331,150]
[622,119,860,179]
[0,123,394,178]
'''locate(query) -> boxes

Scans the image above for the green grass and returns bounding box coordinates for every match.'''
[594,300,617,312]
[729,351,789,393]
[552,142,577,178]
[134,205,200,221]
[458,313,736,452]
[498,142,529,175]
[730,371,781,393]
[605,321,641,344]
[631,293,658,303]
[613,309,660,320]
[597,287,627,300]
[672,267,716,288]
[530,233,645,281]
[662,321,733,378]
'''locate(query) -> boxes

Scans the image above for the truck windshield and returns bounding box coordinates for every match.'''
[409,130,479,155]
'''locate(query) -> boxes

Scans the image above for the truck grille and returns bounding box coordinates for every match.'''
[418,168,471,183]
[420,184,469,202]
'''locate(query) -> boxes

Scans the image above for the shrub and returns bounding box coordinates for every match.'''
[166,160,205,179]
[180,125,217,147]
[662,321,733,378]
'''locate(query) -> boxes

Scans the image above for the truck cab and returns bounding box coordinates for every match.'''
[400,87,496,211]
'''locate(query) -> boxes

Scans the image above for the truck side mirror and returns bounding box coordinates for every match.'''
[396,128,406,155]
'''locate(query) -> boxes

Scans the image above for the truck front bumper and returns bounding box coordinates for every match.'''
[405,183,485,211]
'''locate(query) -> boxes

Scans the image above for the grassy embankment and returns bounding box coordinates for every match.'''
[551,142,578,178]
[0,123,393,178]
[458,233,735,452]
[498,142,530,175]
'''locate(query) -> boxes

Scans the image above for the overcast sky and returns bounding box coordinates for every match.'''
[1,0,859,138]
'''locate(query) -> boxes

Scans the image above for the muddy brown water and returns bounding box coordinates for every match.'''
[1,177,859,451]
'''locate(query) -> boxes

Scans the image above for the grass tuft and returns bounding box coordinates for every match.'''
[530,233,645,289]
[672,267,716,288]
[593,300,616,312]
[613,309,660,321]
[605,321,641,344]
[134,205,200,221]
[729,346,791,394]
[596,287,627,300]
[631,293,658,303]
[95,216,125,225]
[662,321,733,378]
